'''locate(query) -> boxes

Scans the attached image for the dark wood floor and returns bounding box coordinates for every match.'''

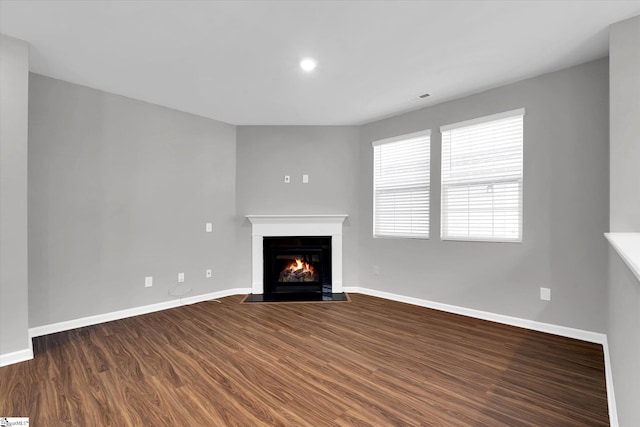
[1,294,608,426]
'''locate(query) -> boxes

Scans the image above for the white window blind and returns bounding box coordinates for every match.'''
[440,109,524,242]
[373,130,430,238]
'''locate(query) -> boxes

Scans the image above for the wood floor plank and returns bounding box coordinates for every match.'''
[0,294,609,425]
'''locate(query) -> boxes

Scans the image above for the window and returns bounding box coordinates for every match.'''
[440,109,524,242]
[373,130,430,238]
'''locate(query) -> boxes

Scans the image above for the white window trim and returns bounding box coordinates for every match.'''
[372,129,432,147]
[372,129,431,240]
[440,109,525,243]
[440,108,525,132]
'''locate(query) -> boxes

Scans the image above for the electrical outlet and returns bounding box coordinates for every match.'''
[284,175,290,183]
[540,287,551,301]
[178,272,185,283]
[205,223,213,233]
[206,269,212,278]
[302,174,309,184]
[145,276,153,287]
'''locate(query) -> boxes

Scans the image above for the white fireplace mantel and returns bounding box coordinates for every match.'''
[246,214,348,294]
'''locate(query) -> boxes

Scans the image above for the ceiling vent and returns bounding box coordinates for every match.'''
[410,92,431,102]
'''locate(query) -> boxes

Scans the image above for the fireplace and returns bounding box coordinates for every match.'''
[246,214,347,295]
[263,236,332,295]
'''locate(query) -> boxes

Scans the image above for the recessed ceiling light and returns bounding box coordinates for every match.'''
[300,57,317,72]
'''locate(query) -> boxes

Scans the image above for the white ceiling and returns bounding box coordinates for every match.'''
[1,1,639,126]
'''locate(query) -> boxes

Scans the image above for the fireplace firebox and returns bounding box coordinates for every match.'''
[263,236,332,295]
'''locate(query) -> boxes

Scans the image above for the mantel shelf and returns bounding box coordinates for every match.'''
[246,214,348,224]
[605,232,640,282]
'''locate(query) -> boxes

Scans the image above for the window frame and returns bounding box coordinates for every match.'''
[440,108,525,243]
[372,130,431,240]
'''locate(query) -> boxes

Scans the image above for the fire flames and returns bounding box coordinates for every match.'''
[287,258,313,273]
[279,258,317,282]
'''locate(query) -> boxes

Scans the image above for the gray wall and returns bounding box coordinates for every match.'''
[609,16,640,232]
[0,35,30,357]
[236,126,361,287]
[28,74,238,327]
[608,248,640,426]
[608,15,640,427]
[358,58,609,333]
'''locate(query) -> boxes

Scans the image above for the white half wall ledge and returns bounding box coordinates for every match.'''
[246,214,348,294]
[605,232,640,282]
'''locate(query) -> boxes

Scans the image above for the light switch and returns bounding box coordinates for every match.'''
[284,175,290,183]
[206,223,212,232]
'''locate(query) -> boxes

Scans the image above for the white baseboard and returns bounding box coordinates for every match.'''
[0,346,34,367]
[28,285,608,343]
[344,286,617,426]
[602,336,619,427]
[13,285,619,426]
[29,288,251,338]
[344,286,606,343]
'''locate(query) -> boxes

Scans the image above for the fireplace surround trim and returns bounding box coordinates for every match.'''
[246,214,348,294]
